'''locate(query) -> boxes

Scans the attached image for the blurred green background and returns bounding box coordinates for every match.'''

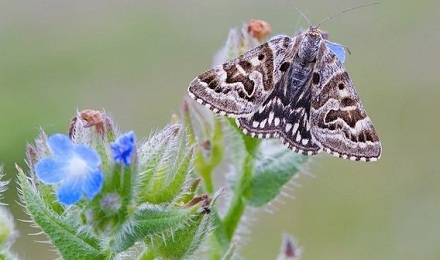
[1,1,439,259]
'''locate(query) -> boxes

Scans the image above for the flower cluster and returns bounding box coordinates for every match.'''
[18,109,214,259]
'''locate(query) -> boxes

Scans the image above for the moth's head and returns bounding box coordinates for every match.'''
[307,26,324,40]
[299,27,322,62]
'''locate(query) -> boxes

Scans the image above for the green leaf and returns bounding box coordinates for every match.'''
[16,166,105,259]
[226,118,261,156]
[220,242,237,260]
[142,143,193,204]
[243,142,308,207]
[150,210,212,259]
[110,203,200,253]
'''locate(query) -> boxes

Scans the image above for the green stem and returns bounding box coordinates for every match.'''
[204,171,214,194]
[196,156,215,194]
[212,211,230,252]
[222,154,254,241]
[119,165,132,218]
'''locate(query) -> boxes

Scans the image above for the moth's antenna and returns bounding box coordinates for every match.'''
[316,2,379,28]
[291,3,312,28]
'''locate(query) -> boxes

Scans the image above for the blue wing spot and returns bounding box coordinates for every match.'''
[325,41,346,63]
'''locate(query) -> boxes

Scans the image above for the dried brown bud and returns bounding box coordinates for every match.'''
[186,194,211,214]
[69,109,108,138]
[80,109,104,129]
[247,19,272,42]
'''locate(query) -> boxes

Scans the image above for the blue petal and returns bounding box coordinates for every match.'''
[48,134,74,158]
[57,178,82,205]
[325,41,346,63]
[74,145,101,167]
[111,131,136,166]
[82,169,103,199]
[126,131,135,142]
[35,158,66,184]
[123,155,131,166]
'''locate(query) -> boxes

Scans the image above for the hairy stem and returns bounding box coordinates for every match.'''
[222,154,254,241]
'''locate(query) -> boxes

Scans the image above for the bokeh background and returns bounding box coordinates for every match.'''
[1,1,439,259]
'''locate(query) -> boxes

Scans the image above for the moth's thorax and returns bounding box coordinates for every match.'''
[298,27,323,62]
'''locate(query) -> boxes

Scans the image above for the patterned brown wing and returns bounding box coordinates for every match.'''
[188,35,293,117]
[309,41,382,161]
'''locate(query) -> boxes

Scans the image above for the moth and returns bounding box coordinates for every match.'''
[188,22,381,161]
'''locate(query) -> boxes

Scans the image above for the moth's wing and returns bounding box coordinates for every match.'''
[310,41,382,161]
[188,35,293,117]
[236,33,322,155]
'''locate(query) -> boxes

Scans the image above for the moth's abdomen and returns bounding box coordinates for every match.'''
[288,63,313,92]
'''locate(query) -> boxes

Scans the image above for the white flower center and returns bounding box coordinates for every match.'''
[68,155,89,177]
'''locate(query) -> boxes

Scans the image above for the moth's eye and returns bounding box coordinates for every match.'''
[279,62,290,72]
[338,83,345,90]
[258,54,265,60]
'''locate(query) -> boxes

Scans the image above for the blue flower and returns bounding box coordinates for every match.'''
[110,131,136,166]
[35,134,104,205]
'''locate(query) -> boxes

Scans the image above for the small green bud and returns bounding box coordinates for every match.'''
[100,193,122,216]
[136,124,193,204]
